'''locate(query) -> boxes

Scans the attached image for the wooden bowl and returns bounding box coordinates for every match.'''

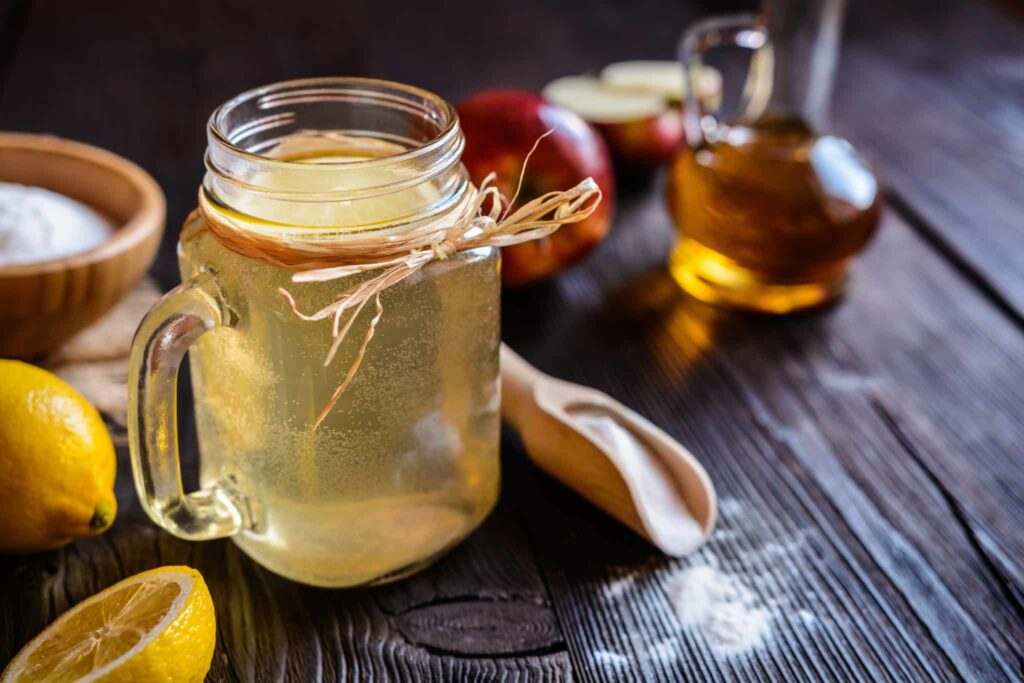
[0,133,165,359]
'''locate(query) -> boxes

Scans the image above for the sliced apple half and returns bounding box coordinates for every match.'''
[542,75,667,124]
[542,75,684,172]
[457,89,615,287]
[600,60,723,108]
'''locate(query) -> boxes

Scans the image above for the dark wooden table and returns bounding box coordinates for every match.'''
[2,0,1023,680]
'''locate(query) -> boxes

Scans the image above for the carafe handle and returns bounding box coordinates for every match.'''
[680,13,770,147]
[128,273,246,540]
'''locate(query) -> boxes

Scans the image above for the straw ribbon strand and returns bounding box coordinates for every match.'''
[197,157,602,429]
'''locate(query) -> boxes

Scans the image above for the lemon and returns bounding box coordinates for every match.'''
[1,566,216,683]
[0,360,117,553]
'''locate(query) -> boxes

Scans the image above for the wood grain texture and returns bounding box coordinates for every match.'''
[503,185,1024,681]
[837,0,1024,317]
[2,0,1024,680]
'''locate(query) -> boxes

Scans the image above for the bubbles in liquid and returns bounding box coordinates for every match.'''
[182,148,500,587]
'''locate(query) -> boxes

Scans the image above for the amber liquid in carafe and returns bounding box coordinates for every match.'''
[667,116,881,313]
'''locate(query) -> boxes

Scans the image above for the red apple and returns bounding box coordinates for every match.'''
[457,89,615,287]
[596,110,685,171]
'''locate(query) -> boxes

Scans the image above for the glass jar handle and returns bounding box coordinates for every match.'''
[680,13,769,147]
[128,273,246,540]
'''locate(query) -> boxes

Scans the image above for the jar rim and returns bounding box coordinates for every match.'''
[207,76,460,170]
[201,77,471,234]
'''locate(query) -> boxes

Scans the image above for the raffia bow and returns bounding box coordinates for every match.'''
[197,147,602,429]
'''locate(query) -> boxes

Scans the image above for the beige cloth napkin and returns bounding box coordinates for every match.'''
[42,277,161,428]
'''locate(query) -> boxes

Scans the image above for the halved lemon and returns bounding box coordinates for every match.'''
[1,566,215,683]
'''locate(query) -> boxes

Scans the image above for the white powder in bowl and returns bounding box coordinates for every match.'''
[0,182,112,266]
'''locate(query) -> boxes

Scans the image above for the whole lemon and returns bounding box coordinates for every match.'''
[0,360,117,553]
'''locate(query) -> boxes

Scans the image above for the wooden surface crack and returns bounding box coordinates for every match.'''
[514,496,577,679]
[376,591,550,617]
[872,399,1024,682]
[398,635,568,661]
[722,356,1015,681]
[715,364,953,682]
[885,190,1024,335]
[870,396,1024,631]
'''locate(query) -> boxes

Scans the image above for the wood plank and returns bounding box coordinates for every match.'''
[502,183,1024,680]
[837,0,1024,317]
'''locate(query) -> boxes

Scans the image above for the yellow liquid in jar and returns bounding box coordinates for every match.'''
[180,148,500,587]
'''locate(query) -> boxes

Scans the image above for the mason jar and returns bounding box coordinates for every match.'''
[129,78,501,587]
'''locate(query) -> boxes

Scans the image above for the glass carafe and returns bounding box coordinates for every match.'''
[667,0,881,313]
[128,79,501,588]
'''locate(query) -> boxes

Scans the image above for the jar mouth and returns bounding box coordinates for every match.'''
[208,77,460,171]
[202,77,470,233]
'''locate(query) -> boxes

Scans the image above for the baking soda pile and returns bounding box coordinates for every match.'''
[0,182,111,266]
[666,564,771,654]
[594,498,817,667]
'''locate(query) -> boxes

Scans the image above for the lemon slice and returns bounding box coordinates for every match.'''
[1,566,215,683]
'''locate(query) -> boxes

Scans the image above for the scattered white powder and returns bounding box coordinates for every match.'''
[667,565,771,655]
[592,649,629,668]
[0,182,112,266]
[718,497,746,516]
[570,407,705,556]
[648,638,676,663]
[592,498,818,665]
[821,369,882,394]
[602,574,636,600]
